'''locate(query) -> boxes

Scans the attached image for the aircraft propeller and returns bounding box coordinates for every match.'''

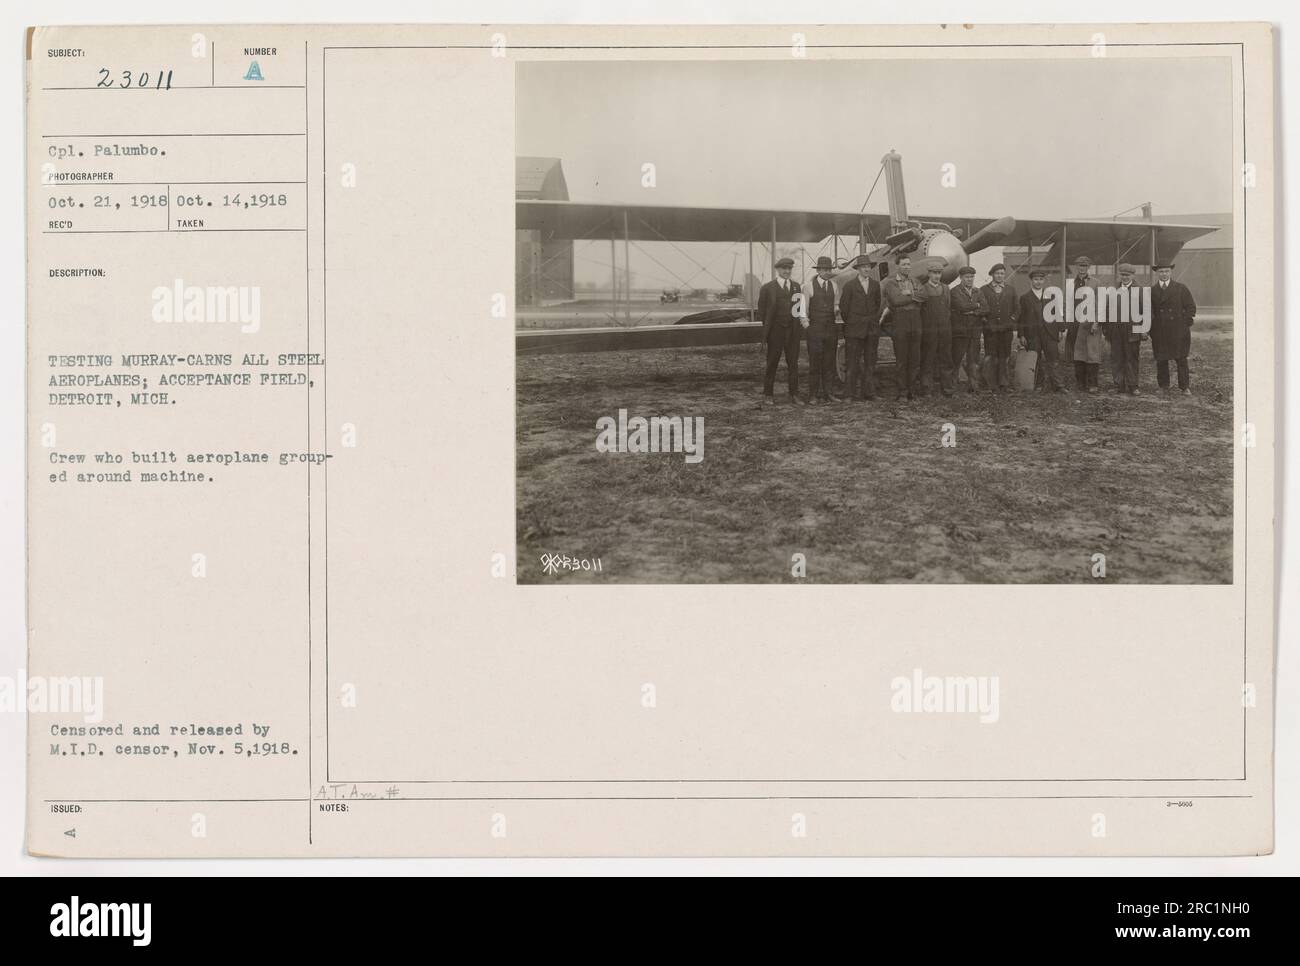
[962,216,1017,255]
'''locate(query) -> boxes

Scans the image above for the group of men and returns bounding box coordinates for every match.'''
[756,251,1199,404]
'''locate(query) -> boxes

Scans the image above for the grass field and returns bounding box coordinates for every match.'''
[516,318,1234,583]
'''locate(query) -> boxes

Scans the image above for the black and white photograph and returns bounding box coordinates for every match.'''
[516,56,1235,584]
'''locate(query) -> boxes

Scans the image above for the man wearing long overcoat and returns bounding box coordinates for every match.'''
[1149,262,1197,395]
[756,256,805,405]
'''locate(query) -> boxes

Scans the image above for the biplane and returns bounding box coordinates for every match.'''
[516,151,1220,357]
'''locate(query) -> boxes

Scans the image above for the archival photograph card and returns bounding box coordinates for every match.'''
[24,21,1275,857]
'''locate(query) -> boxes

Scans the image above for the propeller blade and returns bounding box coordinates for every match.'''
[962,216,1017,255]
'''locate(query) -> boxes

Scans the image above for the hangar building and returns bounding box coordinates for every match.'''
[516,157,575,305]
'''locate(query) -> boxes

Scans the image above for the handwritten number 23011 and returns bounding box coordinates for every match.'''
[96,68,174,90]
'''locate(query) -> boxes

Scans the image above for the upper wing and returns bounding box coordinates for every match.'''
[516,198,886,244]
[516,201,1222,355]
[518,199,1220,260]
[958,216,1220,266]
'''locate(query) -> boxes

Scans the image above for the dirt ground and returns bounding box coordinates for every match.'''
[516,319,1234,584]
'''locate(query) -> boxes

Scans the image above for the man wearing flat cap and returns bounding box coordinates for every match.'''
[803,255,843,404]
[948,265,988,392]
[1149,262,1197,395]
[1063,255,1095,364]
[980,263,1019,392]
[756,256,804,405]
[838,254,883,400]
[1106,263,1145,395]
[1018,267,1064,392]
[918,257,954,396]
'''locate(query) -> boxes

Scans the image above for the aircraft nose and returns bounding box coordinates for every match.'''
[923,230,969,284]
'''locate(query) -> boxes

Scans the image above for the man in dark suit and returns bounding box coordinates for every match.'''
[980,263,1020,392]
[1062,255,1095,364]
[803,256,842,404]
[838,255,883,400]
[949,266,988,392]
[1149,262,1197,395]
[756,256,805,405]
[1017,267,1065,392]
[1106,263,1146,395]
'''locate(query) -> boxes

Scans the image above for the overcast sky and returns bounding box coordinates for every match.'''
[517,57,1233,289]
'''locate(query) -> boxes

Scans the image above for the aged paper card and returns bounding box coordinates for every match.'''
[25,22,1275,856]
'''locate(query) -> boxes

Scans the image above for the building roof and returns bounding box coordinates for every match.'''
[516,157,569,201]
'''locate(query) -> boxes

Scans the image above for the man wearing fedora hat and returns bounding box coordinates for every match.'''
[756,256,805,405]
[1149,262,1197,395]
[838,254,883,400]
[803,255,843,404]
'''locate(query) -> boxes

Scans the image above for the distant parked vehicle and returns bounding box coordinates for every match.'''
[659,289,680,304]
